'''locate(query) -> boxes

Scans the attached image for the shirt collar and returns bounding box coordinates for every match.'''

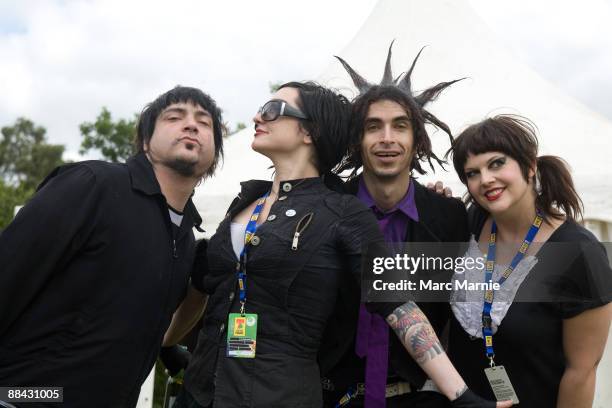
[239,177,327,200]
[127,152,162,197]
[126,152,203,231]
[357,177,419,222]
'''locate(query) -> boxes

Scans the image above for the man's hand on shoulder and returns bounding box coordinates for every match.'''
[426,180,453,198]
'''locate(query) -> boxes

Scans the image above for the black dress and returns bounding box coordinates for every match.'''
[185,177,392,408]
[449,209,612,407]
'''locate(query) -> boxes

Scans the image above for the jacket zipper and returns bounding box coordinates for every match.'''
[292,212,314,250]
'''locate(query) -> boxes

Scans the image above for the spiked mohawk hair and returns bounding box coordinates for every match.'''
[337,41,463,175]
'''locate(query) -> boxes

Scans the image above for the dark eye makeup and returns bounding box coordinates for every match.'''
[464,155,507,179]
[489,156,506,168]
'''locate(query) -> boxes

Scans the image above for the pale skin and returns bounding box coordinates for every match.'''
[163,87,319,345]
[145,102,215,211]
[385,302,468,400]
[558,303,612,408]
[161,169,302,344]
[163,92,512,407]
[465,151,612,407]
[146,101,216,346]
[233,92,319,224]
[249,93,508,405]
[362,100,511,406]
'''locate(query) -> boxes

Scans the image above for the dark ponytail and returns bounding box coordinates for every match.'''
[536,155,583,221]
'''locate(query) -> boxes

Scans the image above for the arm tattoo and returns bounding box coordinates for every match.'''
[386,301,444,364]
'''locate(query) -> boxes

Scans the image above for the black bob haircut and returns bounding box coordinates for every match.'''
[449,114,583,221]
[135,86,225,177]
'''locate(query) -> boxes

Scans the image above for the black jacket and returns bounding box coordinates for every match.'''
[184,177,388,408]
[319,176,469,397]
[0,153,201,407]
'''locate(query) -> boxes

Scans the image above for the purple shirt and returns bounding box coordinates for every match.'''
[354,177,419,407]
[356,177,419,238]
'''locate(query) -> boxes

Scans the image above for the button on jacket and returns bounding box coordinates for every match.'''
[0,153,201,407]
[184,177,387,408]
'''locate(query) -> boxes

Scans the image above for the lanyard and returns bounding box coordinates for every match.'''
[482,212,543,366]
[237,192,269,315]
[334,386,358,408]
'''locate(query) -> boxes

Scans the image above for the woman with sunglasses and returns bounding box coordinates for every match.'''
[165,82,509,408]
[448,115,612,407]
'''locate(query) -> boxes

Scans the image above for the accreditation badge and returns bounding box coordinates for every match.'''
[227,313,258,358]
[484,365,519,404]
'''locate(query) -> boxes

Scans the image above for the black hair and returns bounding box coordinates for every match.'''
[449,114,583,221]
[278,81,351,176]
[135,86,225,177]
[345,85,451,175]
[335,43,462,177]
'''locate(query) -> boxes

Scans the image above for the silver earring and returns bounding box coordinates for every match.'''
[535,174,542,195]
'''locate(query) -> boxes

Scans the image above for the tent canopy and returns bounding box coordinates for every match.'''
[194,0,612,235]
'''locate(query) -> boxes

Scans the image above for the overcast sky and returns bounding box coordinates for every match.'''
[1,0,611,160]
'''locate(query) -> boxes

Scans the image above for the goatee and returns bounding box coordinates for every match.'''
[165,157,199,177]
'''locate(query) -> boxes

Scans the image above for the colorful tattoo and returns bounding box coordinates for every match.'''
[386,301,444,364]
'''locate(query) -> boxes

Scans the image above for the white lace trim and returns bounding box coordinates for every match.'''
[450,235,539,338]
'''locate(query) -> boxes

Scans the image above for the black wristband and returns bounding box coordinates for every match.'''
[159,345,191,377]
[450,388,496,408]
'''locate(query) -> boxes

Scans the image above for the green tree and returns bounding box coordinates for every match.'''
[0,118,65,191]
[0,180,32,230]
[0,117,65,228]
[79,107,137,163]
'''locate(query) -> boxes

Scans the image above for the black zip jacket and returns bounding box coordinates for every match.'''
[184,177,389,408]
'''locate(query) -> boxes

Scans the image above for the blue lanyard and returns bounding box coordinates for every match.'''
[334,386,357,408]
[482,212,543,365]
[237,192,269,315]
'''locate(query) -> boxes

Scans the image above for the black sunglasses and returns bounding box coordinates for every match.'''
[258,100,308,122]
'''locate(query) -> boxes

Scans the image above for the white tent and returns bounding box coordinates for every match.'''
[190,1,612,405]
[318,0,612,224]
[193,128,274,234]
[194,0,612,236]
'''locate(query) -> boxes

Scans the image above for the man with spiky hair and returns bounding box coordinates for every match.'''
[0,86,223,407]
[320,44,509,407]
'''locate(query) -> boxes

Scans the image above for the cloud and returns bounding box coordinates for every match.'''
[0,0,376,158]
[1,0,610,159]
[468,0,612,119]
